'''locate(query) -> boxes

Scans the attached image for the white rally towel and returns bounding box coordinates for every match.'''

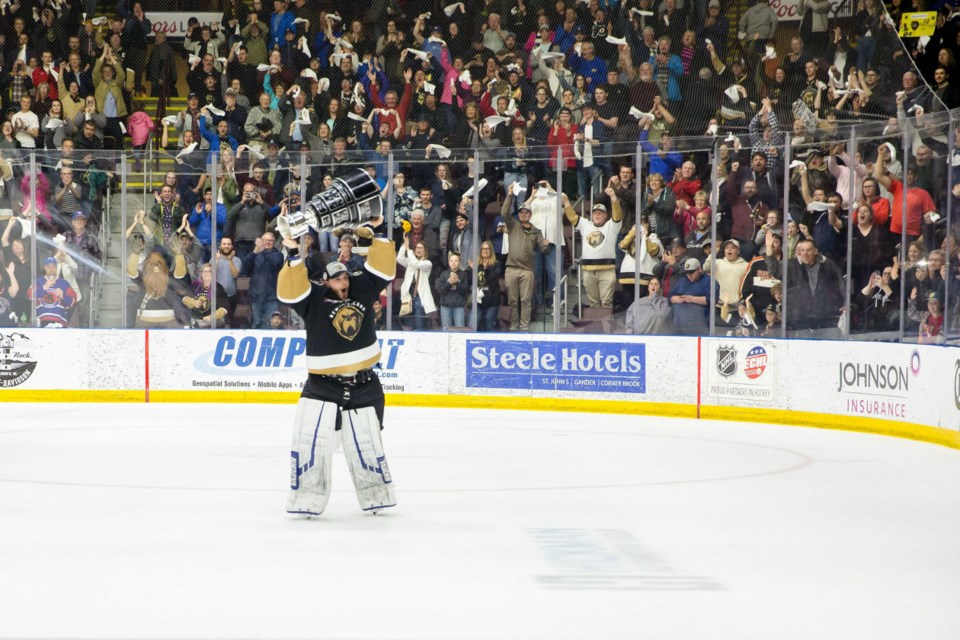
[462,178,488,199]
[429,144,451,159]
[176,142,197,159]
[724,84,742,104]
[347,112,367,122]
[629,106,654,120]
[605,35,627,47]
[406,48,430,62]
[205,104,225,117]
[484,115,508,130]
[257,63,278,72]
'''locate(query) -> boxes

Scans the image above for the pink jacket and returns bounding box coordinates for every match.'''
[127,111,156,146]
[439,48,471,108]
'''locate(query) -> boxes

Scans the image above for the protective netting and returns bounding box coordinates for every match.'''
[0,0,957,342]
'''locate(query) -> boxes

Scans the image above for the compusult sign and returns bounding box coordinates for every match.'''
[466,340,645,394]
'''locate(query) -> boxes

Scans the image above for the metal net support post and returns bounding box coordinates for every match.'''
[781,133,792,340]
[208,154,218,330]
[385,152,395,332]
[471,150,480,331]
[119,152,127,328]
[843,129,858,339]
[554,147,563,333]
[899,129,909,341]
[29,152,37,327]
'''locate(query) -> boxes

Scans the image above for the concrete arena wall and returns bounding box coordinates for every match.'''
[0,330,958,450]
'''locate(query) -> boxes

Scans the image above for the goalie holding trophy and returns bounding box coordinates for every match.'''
[276,169,395,516]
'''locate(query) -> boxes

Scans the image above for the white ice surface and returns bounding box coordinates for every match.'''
[1,404,960,640]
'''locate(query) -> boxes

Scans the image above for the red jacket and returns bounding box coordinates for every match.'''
[547,123,578,169]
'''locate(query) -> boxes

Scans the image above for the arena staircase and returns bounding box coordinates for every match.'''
[96,95,187,327]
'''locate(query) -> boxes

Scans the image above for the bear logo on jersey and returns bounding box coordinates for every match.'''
[586,229,605,248]
[332,305,364,341]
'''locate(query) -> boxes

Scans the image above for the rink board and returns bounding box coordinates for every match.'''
[0,329,958,448]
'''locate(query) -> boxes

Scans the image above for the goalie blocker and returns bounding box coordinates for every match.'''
[278,232,397,516]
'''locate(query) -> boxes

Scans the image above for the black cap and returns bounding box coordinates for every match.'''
[256,119,274,132]
[187,92,198,99]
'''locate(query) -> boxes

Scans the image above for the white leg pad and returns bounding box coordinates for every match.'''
[287,398,338,516]
[340,407,396,512]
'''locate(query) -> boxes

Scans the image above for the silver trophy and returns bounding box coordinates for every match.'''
[281,169,383,239]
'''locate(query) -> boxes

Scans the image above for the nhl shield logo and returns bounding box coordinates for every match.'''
[717,345,737,378]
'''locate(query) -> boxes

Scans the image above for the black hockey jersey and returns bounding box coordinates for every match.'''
[278,238,396,375]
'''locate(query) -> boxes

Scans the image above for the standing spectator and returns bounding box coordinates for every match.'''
[93,46,128,146]
[227,183,271,259]
[474,241,502,332]
[651,37,684,105]
[574,102,610,197]
[146,186,186,248]
[11,95,39,149]
[874,151,937,246]
[61,211,102,327]
[670,257,718,336]
[121,2,152,95]
[714,239,749,327]
[501,186,544,331]
[127,101,155,172]
[270,0,296,50]
[53,167,87,221]
[725,172,771,260]
[769,238,844,336]
[146,31,178,98]
[643,173,679,246]
[188,187,228,263]
[214,236,242,324]
[396,237,435,331]
[526,181,564,309]
[563,188,623,309]
[241,231,284,329]
[448,209,475,267]
[739,0,779,67]
[437,252,471,330]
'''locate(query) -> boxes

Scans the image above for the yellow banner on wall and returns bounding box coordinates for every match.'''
[899,12,937,38]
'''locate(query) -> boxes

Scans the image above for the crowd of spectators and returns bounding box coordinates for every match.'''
[0,0,957,341]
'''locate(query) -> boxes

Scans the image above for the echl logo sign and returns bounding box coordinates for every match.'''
[717,345,737,378]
